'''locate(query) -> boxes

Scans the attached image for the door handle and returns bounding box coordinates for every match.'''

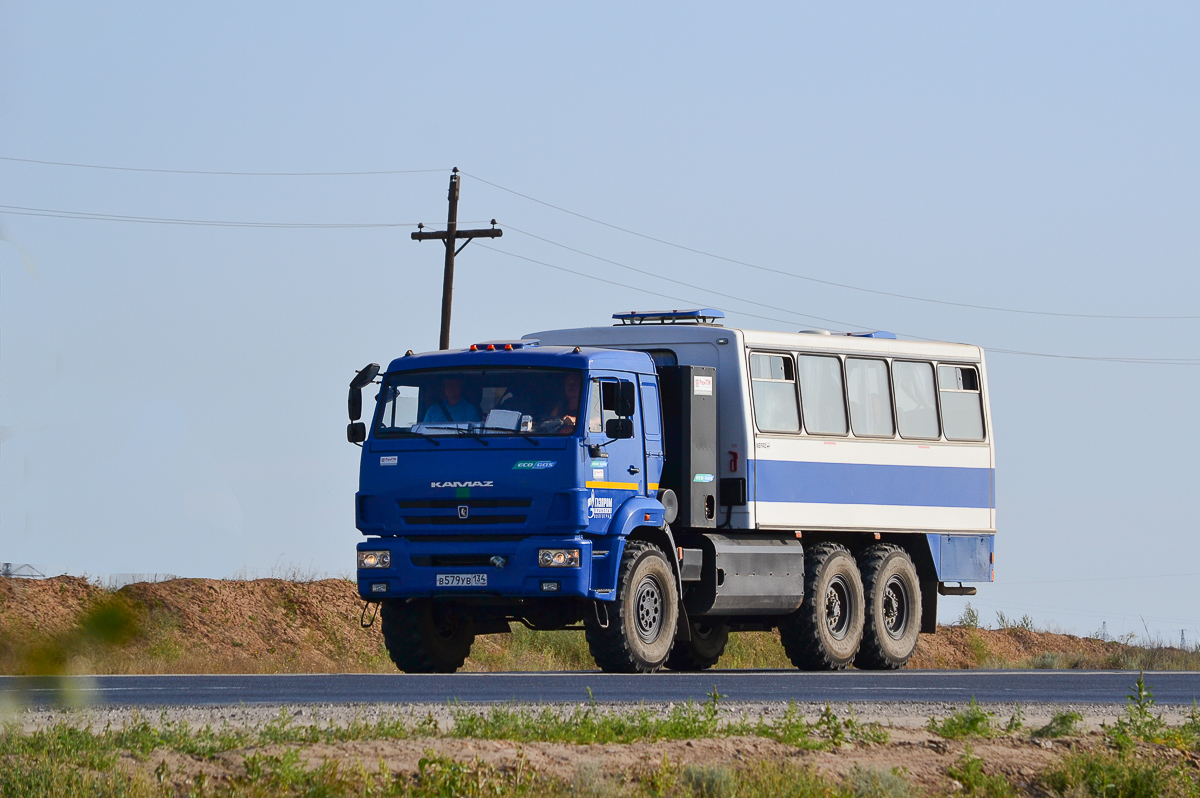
[628,466,640,475]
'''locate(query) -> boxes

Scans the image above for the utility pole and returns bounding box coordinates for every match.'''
[411,168,502,350]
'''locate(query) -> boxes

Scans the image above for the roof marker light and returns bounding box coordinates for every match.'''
[504,343,513,350]
[469,344,478,351]
[404,350,414,357]
[573,346,581,353]
[486,344,496,351]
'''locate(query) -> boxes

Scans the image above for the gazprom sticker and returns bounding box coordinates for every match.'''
[693,473,715,483]
[380,456,398,466]
[513,460,557,470]
[693,375,713,396]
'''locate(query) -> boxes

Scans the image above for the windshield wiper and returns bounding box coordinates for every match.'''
[448,427,490,446]
[401,430,441,446]
[481,424,541,446]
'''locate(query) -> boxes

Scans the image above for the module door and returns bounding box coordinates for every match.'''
[583,375,645,532]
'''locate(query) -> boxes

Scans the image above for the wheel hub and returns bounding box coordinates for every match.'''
[882,575,909,639]
[825,575,851,640]
[634,576,663,643]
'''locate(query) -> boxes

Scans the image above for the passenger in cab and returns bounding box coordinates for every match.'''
[423,376,482,424]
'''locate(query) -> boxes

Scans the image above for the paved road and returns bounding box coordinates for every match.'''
[3,670,1199,708]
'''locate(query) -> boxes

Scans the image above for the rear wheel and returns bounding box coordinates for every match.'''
[854,544,921,670]
[667,621,730,671]
[779,543,864,670]
[585,541,679,673]
[380,599,475,673]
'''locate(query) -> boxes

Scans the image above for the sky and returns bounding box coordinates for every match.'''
[1,2,1197,641]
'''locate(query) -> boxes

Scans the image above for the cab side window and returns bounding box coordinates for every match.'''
[587,379,606,434]
[750,353,800,432]
[938,365,985,441]
[846,358,895,437]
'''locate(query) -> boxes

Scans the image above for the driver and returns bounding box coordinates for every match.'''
[540,372,582,435]
[422,376,482,424]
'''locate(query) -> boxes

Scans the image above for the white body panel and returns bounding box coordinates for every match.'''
[528,323,996,537]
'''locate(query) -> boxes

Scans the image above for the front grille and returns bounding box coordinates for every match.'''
[398,498,532,509]
[411,554,501,567]
[403,515,527,525]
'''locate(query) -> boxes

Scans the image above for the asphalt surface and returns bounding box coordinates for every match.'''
[3,670,1199,708]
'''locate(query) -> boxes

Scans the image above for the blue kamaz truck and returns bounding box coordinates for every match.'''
[349,310,995,673]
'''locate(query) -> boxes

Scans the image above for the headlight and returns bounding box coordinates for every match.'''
[538,548,580,568]
[358,550,391,569]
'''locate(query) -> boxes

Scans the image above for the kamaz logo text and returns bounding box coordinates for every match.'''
[431,481,493,488]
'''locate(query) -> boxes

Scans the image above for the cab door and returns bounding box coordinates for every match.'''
[583,374,644,531]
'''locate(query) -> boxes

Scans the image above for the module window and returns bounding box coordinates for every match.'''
[750,353,800,433]
[938,365,985,441]
[846,358,895,438]
[796,354,848,435]
[893,361,940,440]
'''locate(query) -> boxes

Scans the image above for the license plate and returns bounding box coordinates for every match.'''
[436,573,487,587]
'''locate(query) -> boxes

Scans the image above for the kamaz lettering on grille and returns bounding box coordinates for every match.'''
[430,480,494,488]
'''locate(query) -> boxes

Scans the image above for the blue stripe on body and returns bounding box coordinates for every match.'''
[755,459,994,509]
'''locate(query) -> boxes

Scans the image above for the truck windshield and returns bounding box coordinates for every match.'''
[375,367,585,437]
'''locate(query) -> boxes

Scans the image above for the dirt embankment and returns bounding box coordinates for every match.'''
[0,576,1190,674]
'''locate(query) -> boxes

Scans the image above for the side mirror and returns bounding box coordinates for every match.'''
[350,363,380,390]
[605,418,634,439]
[347,422,366,444]
[616,381,636,417]
[348,386,363,421]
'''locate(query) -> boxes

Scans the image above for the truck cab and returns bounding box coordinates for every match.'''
[352,340,679,672]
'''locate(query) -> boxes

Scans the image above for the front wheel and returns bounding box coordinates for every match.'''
[779,543,864,670]
[854,544,921,670]
[585,541,679,673]
[380,599,475,673]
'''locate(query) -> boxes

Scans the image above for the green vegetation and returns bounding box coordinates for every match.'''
[927,698,995,739]
[946,747,1014,797]
[450,691,886,749]
[1031,709,1084,739]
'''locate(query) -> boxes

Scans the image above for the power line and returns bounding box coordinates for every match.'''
[506,225,869,332]
[7,153,1190,319]
[478,241,1200,366]
[0,203,443,229]
[464,171,1200,322]
[0,155,447,176]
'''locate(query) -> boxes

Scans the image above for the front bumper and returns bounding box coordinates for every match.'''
[357,535,614,600]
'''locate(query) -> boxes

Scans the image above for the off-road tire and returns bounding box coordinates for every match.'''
[585,541,679,673]
[854,544,921,670]
[779,543,865,670]
[379,599,475,673]
[666,622,730,671]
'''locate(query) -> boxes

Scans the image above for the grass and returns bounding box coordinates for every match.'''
[927,698,996,739]
[450,691,887,749]
[946,746,1014,797]
[1032,709,1084,739]
[6,676,1200,798]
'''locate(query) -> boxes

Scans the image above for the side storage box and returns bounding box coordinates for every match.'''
[683,533,804,615]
